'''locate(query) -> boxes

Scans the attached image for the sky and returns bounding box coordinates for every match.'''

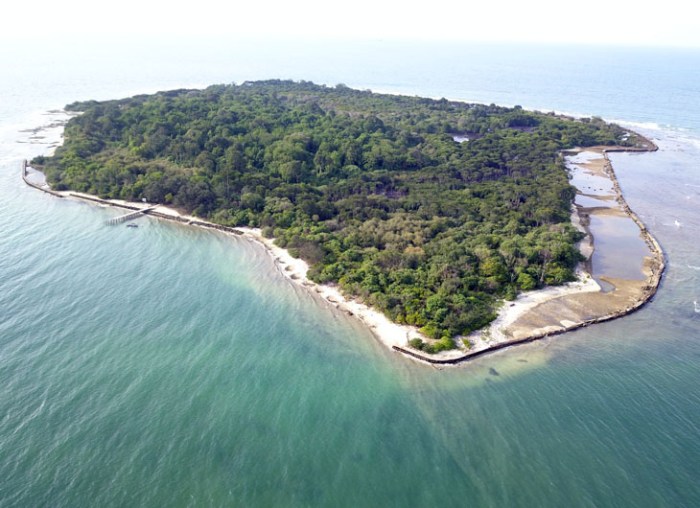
[4,0,699,48]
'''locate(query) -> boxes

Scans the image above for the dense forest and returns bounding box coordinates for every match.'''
[35,80,640,352]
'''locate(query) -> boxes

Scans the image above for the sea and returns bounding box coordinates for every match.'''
[1,38,699,507]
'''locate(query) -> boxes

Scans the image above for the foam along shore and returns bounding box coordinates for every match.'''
[23,142,663,366]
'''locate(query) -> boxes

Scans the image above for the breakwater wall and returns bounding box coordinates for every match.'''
[21,160,64,197]
[395,141,665,366]
[63,193,244,235]
[21,163,245,236]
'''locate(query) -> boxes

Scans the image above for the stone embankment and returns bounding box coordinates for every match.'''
[394,137,664,365]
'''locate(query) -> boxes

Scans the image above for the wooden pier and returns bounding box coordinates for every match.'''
[106,205,159,225]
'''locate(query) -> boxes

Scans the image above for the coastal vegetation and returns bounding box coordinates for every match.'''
[34,80,640,350]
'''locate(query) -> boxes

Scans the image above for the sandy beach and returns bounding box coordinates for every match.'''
[235,227,426,351]
[60,192,428,351]
[434,145,665,363]
[23,139,663,366]
[390,144,663,364]
[20,168,425,353]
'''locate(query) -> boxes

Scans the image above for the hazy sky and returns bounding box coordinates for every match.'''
[6,0,699,48]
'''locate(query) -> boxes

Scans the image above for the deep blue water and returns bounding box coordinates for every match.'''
[1,38,699,507]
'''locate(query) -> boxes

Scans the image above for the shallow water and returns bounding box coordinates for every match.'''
[569,170,616,196]
[575,194,615,208]
[1,39,700,507]
[589,215,649,280]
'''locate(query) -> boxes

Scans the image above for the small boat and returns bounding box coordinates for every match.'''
[126,223,139,228]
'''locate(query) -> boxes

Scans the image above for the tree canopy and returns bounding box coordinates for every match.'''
[36,80,640,351]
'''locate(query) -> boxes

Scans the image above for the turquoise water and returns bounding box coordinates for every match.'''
[1,39,700,506]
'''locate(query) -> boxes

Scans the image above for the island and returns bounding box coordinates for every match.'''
[28,80,662,364]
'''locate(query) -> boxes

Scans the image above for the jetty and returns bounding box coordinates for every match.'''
[22,160,246,236]
[106,205,158,225]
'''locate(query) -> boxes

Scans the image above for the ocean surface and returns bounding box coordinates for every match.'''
[1,38,699,507]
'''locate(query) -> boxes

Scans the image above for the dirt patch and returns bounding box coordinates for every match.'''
[502,277,649,340]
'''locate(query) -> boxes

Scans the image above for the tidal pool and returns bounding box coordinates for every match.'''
[589,214,649,280]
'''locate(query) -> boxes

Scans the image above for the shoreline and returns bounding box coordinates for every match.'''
[22,161,424,352]
[235,228,427,351]
[393,142,664,365]
[22,134,664,366]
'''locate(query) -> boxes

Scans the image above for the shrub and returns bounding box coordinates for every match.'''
[409,338,424,350]
[433,336,455,352]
